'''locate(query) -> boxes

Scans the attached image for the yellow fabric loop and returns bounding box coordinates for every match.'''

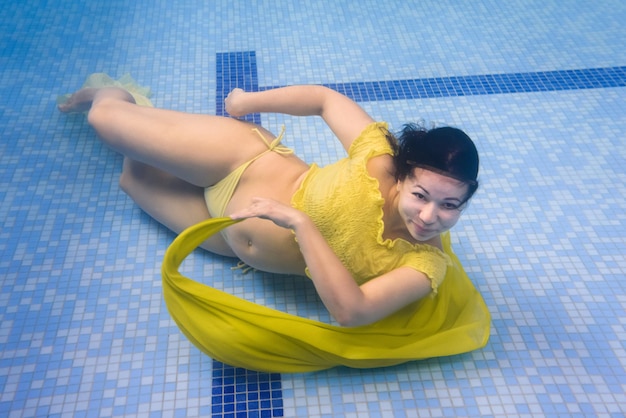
[162,217,491,373]
[252,126,293,155]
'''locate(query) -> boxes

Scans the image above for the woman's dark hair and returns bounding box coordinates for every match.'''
[389,123,480,202]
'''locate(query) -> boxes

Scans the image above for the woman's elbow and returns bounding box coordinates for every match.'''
[333,307,372,327]
[335,313,357,327]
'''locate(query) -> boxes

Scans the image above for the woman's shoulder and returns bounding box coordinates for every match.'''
[358,121,389,136]
[348,121,393,157]
[352,121,390,143]
[366,153,395,182]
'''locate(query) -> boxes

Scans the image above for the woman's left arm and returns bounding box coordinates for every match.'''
[230,198,433,327]
[225,86,375,152]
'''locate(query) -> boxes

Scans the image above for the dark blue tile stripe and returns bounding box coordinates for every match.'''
[216,51,261,124]
[263,66,626,102]
[213,51,283,418]
[210,363,283,418]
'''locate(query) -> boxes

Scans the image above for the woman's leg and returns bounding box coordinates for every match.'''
[60,87,277,187]
[119,158,236,257]
[58,86,272,256]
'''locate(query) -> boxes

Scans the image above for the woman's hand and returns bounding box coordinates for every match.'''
[230,197,307,230]
[224,88,248,117]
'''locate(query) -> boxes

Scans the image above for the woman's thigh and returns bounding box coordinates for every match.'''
[88,99,280,187]
[119,158,236,257]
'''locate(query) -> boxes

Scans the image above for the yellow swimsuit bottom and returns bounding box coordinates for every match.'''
[204,127,292,217]
[162,217,491,373]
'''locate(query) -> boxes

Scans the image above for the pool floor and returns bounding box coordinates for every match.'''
[1,1,625,417]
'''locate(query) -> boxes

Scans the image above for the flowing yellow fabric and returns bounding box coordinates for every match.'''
[162,217,490,373]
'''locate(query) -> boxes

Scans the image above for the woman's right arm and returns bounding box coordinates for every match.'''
[230,197,434,327]
[225,86,375,151]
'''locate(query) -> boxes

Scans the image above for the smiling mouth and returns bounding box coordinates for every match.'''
[411,221,432,235]
[417,227,431,235]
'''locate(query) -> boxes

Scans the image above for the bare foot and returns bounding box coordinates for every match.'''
[57,87,99,113]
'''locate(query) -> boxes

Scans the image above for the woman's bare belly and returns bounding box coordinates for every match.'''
[219,151,310,275]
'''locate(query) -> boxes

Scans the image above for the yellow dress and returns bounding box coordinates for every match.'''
[163,122,490,373]
[292,122,449,292]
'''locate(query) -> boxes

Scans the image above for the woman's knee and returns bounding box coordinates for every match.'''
[119,159,178,198]
[87,90,135,130]
[118,162,136,197]
[86,97,118,129]
[119,158,148,198]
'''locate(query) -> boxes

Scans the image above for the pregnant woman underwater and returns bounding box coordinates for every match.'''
[58,73,490,372]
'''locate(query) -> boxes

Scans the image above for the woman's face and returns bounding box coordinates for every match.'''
[397,168,469,242]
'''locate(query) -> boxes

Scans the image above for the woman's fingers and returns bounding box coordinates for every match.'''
[225,88,246,117]
[230,197,303,230]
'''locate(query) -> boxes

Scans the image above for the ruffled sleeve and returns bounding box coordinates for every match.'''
[399,242,451,295]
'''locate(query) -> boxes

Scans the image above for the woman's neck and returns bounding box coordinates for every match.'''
[381,185,411,242]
